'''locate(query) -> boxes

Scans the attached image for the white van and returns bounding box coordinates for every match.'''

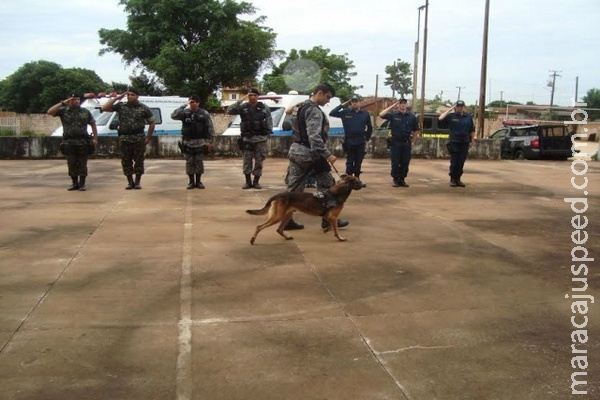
[51,93,189,137]
[222,91,343,137]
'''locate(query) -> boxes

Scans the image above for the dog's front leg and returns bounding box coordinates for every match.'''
[326,216,347,242]
[276,213,295,241]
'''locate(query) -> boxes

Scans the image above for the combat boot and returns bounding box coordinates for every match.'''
[321,218,349,230]
[252,176,262,189]
[78,175,87,191]
[134,174,142,190]
[187,174,195,190]
[196,174,205,189]
[392,178,400,187]
[398,179,409,187]
[449,177,458,187]
[284,219,304,230]
[68,176,79,191]
[242,174,252,189]
[456,177,466,187]
[126,175,135,190]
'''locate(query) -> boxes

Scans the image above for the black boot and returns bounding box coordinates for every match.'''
[284,219,304,230]
[392,178,400,187]
[68,176,79,191]
[456,177,466,187]
[78,175,87,191]
[399,179,409,187]
[242,174,252,189]
[355,173,367,188]
[321,218,350,230]
[134,174,142,189]
[252,175,262,189]
[126,175,135,190]
[187,174,195,190]
[449,177,458,187]
[196,174,205,189]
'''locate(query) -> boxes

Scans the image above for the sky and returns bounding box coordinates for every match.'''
[1,0,598,106]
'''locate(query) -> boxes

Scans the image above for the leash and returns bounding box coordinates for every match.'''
[329,160,343,179]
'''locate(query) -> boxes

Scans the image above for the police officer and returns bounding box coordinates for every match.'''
[329,94,372,187]
[285,82,349,231]
[47,93,98,191]
[438,100,476,187]
[102,88,155,190]
[379,98,419,187]
[226,88,272,189]
[171,95,215,189]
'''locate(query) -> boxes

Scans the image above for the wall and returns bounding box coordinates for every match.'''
[14,113,234,136]
[0,135,501,160]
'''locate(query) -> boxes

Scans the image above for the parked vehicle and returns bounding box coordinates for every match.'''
[373,112,451,138]
[221,91,343,136]
[51,93,189,137]
[486,123,574,160]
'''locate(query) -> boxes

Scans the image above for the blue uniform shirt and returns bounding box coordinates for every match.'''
[445,112,475,142]
[329,104,373,145]
[382,111,419,139]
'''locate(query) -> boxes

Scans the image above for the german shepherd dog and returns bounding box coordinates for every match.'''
[246,175,363,244]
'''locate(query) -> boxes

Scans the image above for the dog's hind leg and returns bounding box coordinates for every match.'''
[276,212,295,241]
[250,218,281,245]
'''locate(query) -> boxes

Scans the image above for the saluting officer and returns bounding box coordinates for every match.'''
[226,88,272,189]
[438,100,476,187]
[102,88,155,190]
[171,95,214,189]
[379,98,419,187]
[47,93,98,191]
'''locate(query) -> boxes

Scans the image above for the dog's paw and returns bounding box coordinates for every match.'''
[336,236,348,242]
[250,237,256,245]
[285,236,294,241]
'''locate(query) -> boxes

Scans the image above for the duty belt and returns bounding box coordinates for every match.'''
[294,140,310,148]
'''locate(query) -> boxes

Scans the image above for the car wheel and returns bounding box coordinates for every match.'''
[514,149,525,160]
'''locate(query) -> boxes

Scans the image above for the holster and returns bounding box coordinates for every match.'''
[237,138,254,151]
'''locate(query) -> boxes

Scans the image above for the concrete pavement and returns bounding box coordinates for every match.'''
[0,156,598,400]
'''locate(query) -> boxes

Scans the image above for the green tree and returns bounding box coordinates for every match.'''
[582,88,600,120]
[0,61,106,113]
[129,72,167,96]
[98,0,277,103]
[384,59,412,99]
[261,46,359,100]
[487,100,521,107]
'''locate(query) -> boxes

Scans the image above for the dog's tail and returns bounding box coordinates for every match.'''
[246,197,275,216]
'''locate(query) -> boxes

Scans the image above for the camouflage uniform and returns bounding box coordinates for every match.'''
[286,100,335,193]
[227,101,272,177]
[56,106,94,178]
[171,106,215,175]
[112,102,154,176]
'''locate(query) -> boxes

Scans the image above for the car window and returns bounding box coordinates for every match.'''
[150,108,162,124]
[490,129,508,139]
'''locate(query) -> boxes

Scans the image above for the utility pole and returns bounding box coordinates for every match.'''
[412,5,426,103]
[419,0,429,129]
[476,0,490,139]
[456,86,465,101]
[499,90,504,105]
[575,76,579,103]
[549,70,561,107]
[392,61,397,99]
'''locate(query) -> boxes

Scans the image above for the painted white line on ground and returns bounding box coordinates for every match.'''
[176,196,193,400]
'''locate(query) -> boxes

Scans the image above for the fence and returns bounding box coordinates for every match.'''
[0,117,20,135]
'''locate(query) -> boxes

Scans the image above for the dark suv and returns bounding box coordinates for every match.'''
[486,124,574,160]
